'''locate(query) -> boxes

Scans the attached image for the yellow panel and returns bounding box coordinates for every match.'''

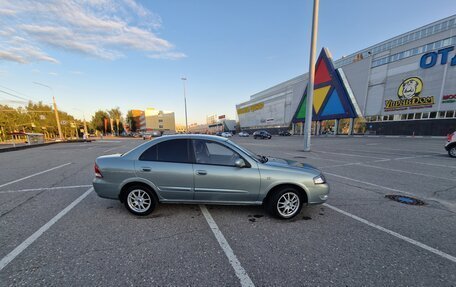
[313,86,331,114]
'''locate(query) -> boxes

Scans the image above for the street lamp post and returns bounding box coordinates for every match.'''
[33,82,63,140]
[303,0,320,151]
[181,77,188,132]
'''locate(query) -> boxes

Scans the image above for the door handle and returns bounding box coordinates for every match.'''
[141,167,151,172]
[196,170,207,175]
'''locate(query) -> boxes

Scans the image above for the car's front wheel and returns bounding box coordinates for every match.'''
[267,187,304,219]
[124,185,156,216]
[449,146,456,158]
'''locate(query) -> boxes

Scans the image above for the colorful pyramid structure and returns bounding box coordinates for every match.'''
[293,48,358,122]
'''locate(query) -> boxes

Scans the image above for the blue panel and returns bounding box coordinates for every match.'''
[320,89,345,116]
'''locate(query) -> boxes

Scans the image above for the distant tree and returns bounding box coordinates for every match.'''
[108,107,122,135]
[91,110,110,134]
[126,110,137,132]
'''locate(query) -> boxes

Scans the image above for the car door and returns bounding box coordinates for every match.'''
[192,139,260,202]
[135,139,194,200]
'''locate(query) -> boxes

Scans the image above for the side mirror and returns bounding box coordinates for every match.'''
[234,158,246,168]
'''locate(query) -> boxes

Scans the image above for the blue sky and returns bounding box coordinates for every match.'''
[0,0,455,125]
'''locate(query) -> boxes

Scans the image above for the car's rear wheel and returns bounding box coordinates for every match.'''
[124,185,156,216]
[449,146,456,158]
[267,187,303,219]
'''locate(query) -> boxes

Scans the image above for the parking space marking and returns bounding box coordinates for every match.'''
[313,150,388,160]
[325,172,415,196]
[0,162,72,189]
[283,152,347,163]
[324,203,456,263]
[199,205,254,287]
[0,185,92,194]
[356,163,456,182]
[320,162,361,169]
[103,147,118,153]
[0,187,93,271]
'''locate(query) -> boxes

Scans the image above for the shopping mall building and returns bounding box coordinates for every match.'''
[236,15,456,136]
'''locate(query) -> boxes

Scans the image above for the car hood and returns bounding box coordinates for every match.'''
[264,157,319,173]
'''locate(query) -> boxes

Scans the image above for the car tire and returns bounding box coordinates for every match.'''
[266,187,304,219]
[123,185,157,216]
[449,146,456,158]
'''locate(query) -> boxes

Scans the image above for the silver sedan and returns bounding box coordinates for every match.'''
[93,134,329,219]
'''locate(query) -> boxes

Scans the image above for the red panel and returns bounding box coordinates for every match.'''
[314,59,331,85]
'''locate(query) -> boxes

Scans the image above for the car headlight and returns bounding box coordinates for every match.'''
[313,174,326,184]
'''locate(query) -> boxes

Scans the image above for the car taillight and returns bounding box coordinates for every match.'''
[448,134,453,142]
[94,163,103,178]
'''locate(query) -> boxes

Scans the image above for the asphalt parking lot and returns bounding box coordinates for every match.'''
[1,136,455,286]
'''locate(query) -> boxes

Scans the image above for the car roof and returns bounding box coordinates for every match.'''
[159,134,229,142]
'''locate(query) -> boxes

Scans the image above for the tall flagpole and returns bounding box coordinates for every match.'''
[303,0,319,151]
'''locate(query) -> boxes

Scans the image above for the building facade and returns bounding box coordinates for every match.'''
[139,108,176,133]
[236,15,456,136]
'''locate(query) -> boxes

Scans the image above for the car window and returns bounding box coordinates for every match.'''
[139,139,190,163]
[193,139,240,166]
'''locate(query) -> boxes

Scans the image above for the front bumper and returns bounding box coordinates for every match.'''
[307,183,330,205]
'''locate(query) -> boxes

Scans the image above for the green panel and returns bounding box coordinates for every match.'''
[296,96,307,119]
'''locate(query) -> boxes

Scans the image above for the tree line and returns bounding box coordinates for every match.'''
[0,103,130,142]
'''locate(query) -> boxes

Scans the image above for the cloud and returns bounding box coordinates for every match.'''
[0,0,184,63]
[49,72,58,76]
[148,52,187,60]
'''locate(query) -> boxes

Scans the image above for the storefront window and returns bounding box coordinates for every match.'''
[422,112,429,119]
[414,113,422,119]
[337,118,351,134]
[353,118,366,134]
[319,120,335,135]
[439,111,446,118]
[446,111,454,118]
[429,112,437,119]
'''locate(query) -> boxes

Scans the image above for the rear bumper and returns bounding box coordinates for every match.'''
[444,142,454,151]
[92,178,121,200]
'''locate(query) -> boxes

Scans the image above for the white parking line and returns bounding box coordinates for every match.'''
[324,172,415,196]
[0,163,72,189]
[324,203,456,263]
[313,150,387,160]
[199,205,254,287]
[320,162,360,169]
[357,163,456,182]
[103,147,118,153]
[0,185,92,194]
[0,187,93,271]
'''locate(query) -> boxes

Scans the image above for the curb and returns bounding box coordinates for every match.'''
[0,140,94,153]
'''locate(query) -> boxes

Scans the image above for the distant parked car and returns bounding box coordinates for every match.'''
[445,131,456,157]
[253,130,272,139]
[93,134,329,219]
[279,131,292,136]
[221,132,233,138]
[238,131,249,137]
[143,131,161,140]
[215,132,223,136]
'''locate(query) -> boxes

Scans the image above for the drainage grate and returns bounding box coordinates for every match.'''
[385,195,425,205]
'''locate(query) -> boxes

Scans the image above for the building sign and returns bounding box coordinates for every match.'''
[442,94,456,104]
[384,77,435,111]
[420,46,456,69]
[237,102,264,115]
[292,48,358,123]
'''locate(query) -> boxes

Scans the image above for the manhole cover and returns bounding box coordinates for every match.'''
[385,195,425,205]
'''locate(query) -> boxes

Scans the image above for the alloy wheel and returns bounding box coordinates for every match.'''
[277,192,300,217]
[127,189,152,213]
